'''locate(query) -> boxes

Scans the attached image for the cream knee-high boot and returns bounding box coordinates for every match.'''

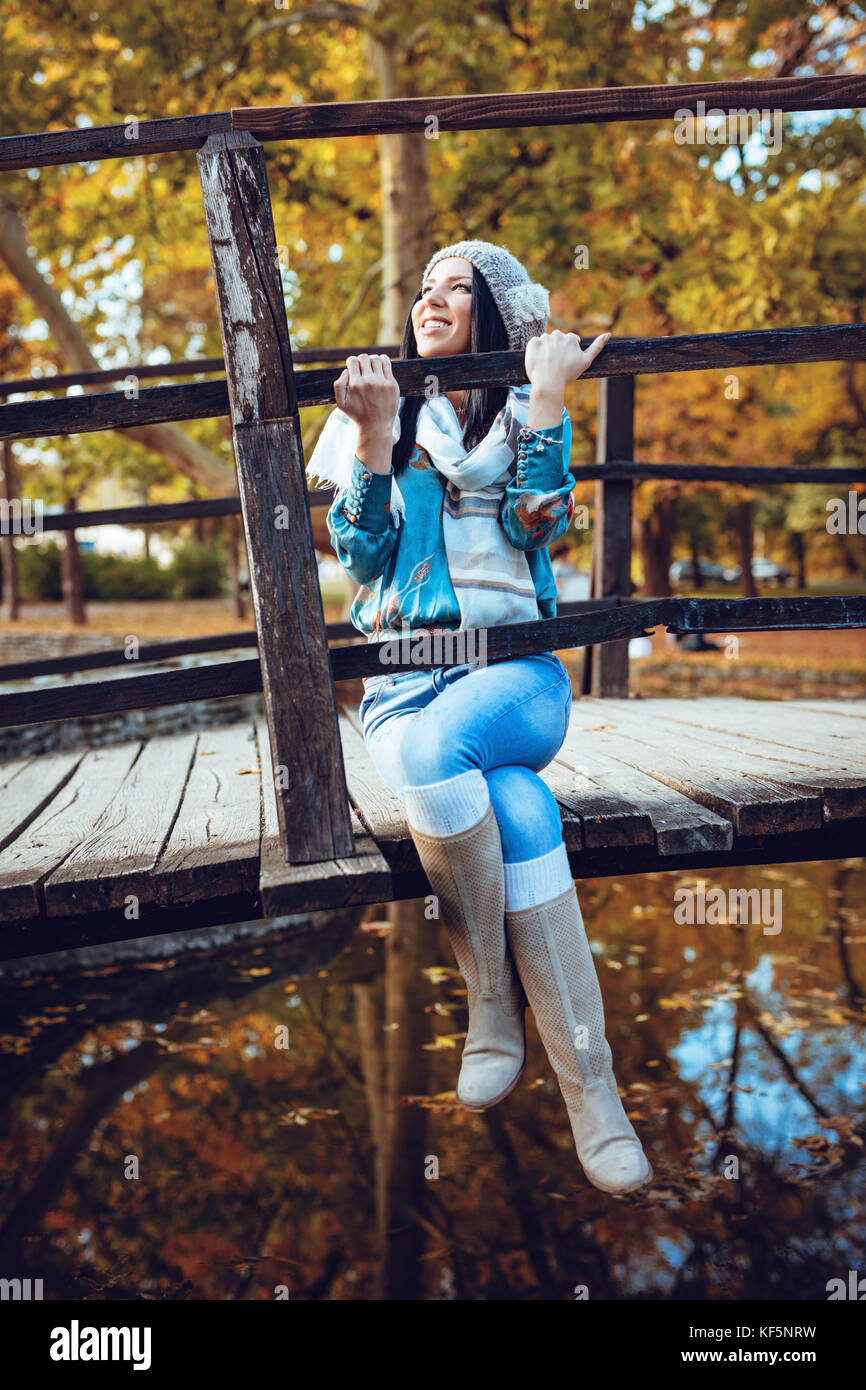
[406,800,526,1110]
[505,875,653,1195]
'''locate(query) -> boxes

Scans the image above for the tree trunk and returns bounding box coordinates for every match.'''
[1,440,21,620]
[61,498,87,626]
[736,498,757,598]
[363,31,435,342]
[636,491,675,597]
[839,530,861,577]
[688,526,704,589]
[790,530,807,589]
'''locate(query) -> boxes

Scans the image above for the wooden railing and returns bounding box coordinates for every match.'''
[2,75,865,867]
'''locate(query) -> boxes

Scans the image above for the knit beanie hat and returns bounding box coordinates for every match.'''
[420,240,551,353]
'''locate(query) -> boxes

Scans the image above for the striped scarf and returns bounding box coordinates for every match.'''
[307,383,543,632]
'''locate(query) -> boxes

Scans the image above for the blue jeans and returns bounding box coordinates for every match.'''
[358,651,572,863]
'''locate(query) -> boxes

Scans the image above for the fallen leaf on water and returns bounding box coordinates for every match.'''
[422,1033,465,1051]
[823,1008,850,1025]
[659,994,694,1011]
[362,920,392,937]
[422,965,459,982]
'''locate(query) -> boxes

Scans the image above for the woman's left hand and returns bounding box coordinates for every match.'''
[525,329,612,392]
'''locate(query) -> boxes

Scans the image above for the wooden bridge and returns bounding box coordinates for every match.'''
[1,75,865,962]
[0,696,863,961]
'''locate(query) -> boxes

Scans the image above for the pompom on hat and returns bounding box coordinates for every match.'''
[420,240,550,352]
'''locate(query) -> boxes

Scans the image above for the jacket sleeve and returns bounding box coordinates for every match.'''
[326,453,399,585]
[499,410,576,552]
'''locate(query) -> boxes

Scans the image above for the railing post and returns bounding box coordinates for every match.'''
[197,131,355,864]
[583,375,634,697]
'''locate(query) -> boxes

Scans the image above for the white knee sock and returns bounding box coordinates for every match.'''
[503,841,574,911]
[402,767,490,836]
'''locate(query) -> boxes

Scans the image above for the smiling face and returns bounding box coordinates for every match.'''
[411,256,474,356]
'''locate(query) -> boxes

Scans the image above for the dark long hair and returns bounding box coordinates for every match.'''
[390,266,510,477]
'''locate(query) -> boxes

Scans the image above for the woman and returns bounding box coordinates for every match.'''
[307,240,652,1196]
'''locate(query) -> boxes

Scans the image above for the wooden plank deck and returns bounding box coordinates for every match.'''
[0,698,862,960]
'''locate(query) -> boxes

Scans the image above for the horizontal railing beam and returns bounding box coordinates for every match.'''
[0,596,863,729]
[0,346,402,398]
[0,112,232,173]
[8,461,864,537]
[232,77,866,143]
[30,493,327,530]
[3,325,864,443]
[582,460,866,485]
[3,77,864,170]
[0,600,636,682]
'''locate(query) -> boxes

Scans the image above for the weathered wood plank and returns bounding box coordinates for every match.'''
[151,722,261,906]
[0,743,141,920]
[541,760,645,850]
[338,711,420,876]
[576,699,866,820]
[551,725,734,855]
[43,733,198,916]
[0,601,616,682]
[258,717,391,914]
[0,753,34,797]
[0,660,263,727]
[0,346,397,396]
[0,631,259,681]
[625,697,866,766]
[233,77,866,140]
[38,497,241,530]
[198,131,354,864]
[4,326,866,441]
[532,759,586,850]
[787,700,866,722]
[0,112,231,171]
[564,703,822,836]
[0,379,230,441]
[0,750,85,853]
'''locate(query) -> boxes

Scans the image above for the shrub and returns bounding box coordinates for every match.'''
[2,538,229,604]
[166,541,227,599]
[14,540,63,600]
[81,551,174,601]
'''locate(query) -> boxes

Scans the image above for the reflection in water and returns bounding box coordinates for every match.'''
[0,860,864,1301]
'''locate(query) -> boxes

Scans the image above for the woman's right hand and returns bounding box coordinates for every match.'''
[334,353,400,439]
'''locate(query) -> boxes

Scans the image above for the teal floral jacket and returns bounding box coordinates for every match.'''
[327,412,575,639]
